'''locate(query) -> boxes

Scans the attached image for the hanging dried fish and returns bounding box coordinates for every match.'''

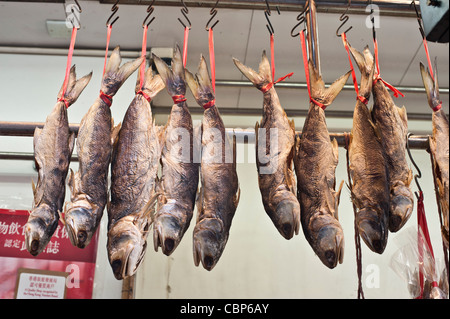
[420,63,449,249]
[107,68,164,280]
[347,43,389,254]
[64,47,143,249]
[26,66,92,256]
[233,52,300,240]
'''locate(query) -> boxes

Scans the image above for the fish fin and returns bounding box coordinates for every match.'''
[31,178,36,195]
[234,187,241,210]
[141,69,165,100]
[321,70,352,107]
[289,119,295,132]
[58,210,65,226]
[111,123,121,146]
[195,186,204,222]
[102,46,144,96]
[153,45,186,97]
[419,62,441,111]
[185,55,215,107]
[232,51,272,90]
[57,65,93,107]
[347,43,374,95]
[67,168,75,195]
[397,106,408,129]
[331,137,339,162]
[334,180,345,220]
[68,132,76,156]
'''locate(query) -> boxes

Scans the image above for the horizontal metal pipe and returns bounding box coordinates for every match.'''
[0,122,430,152]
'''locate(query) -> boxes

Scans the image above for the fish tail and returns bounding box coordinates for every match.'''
[57,65,92,107]
[135,67,165,100]
[346,42,374,97]
[153,45,186,97]
[232,51,272,91]
[185,55,216,107]
[101,46,143,97]
[419,62,441,111]
[308,59,351,107]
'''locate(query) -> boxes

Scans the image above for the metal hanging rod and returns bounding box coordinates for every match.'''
[0,122,430,158]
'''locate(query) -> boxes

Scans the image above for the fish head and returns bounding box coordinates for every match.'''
[389,184,414,232]
[64,200,100,249]
[153,205,190,256]
[193,218,226,271]
[24,204,58,256]
[107,216,149,280]
[309,214,344,269]
[273,197,301,239]
[357,207,388,254]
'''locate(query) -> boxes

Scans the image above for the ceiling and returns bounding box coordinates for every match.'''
[0,0,448,129]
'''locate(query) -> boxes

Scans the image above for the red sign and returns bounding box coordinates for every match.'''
[0,209,99,299]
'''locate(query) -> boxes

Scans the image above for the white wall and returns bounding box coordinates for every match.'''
[0,52,447,299]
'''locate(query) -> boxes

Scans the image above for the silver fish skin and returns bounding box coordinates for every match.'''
[107,68,165,280]
[233,51,300,240]
[152,46,199,256]
[371,77,413,233]
[25,66,92,256]
[64,47,143,249]
[420,62,449,249]
[294,60,350,268]
[185,55,240,271]
[347,43,390,254]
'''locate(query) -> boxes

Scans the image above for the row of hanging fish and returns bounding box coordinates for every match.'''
[23,42,448,278]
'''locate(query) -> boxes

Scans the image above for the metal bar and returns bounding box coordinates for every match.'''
[0,122,431,157]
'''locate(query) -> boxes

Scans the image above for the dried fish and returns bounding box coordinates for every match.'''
[107,67,164,279]
[294,60,350,268]
[64,47,143,248]
[185,55,240,271]
[233,52,300,240]
[152,46,199,256]
[26,66,92,256]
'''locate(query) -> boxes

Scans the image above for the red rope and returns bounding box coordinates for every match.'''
[102,24,113,78]
[182,26,189,68]
[208,28,216,94]
[172,95,187,104]
[417,191,438,298]
[136,90,151,102]
[139,25,148,91]
[99,90,113,107]
[341,33,369,106]
[58,27,78,108]
[299,30,324,109]
[372,38,404,98]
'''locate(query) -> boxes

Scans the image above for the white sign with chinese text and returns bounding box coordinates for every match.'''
[15,268,68,299]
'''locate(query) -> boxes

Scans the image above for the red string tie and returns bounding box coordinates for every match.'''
[432,103,442,112]
[99,91,113,107]
[57,97,70,109]
[203,100,215,110]
[172,95,187,104]
[137,90,152,103]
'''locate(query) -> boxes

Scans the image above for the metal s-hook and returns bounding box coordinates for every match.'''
[264,0,280,35]
[410,0,426,39]
[291,0,309,37]
[336,0,352,37]
[66,0,82,29]
[106,0,120,27]
[206,0,220,31]
[178,0,191,29]
[143,0,156,28]
[406,132,423,199]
